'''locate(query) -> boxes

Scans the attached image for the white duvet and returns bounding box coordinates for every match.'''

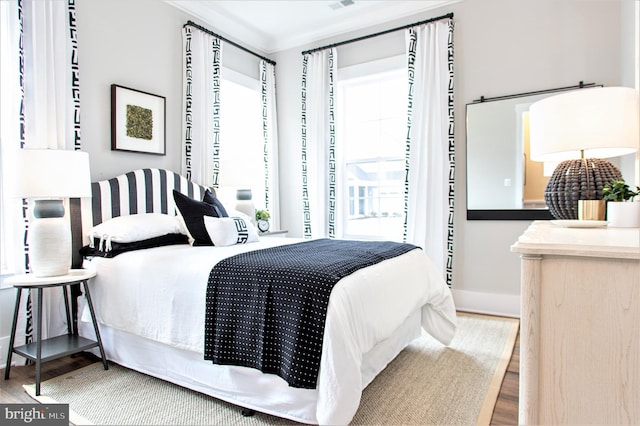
[81,238,456,425]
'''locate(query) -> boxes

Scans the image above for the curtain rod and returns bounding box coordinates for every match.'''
[472,81,598,103]
[184,20,276,66]
[301,12,453,55]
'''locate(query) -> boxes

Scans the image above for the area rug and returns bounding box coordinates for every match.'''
[24,313,518,425]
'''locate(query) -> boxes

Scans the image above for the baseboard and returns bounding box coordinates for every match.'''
[452,289,520,318]
[0,336,28,370]
[0,335,8,368]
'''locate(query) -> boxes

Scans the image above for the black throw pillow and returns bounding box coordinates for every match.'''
[203,189,229,217]
[173,190,228,246]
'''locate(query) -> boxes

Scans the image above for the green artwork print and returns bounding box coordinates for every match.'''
[126,104,153,140]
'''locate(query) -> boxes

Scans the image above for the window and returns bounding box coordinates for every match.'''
[217,69,265,211]
[338,57,407,241]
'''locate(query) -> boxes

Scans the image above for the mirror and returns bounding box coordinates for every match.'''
[465,83,600,220]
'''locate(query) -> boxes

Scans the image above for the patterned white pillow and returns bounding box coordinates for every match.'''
[225,209,253,225]
[88,213,184,250]
[203,216,260,247]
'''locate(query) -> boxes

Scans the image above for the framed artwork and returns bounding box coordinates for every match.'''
[111,84,166,155]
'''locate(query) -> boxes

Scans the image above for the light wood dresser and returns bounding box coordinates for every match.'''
[511,220,640,425]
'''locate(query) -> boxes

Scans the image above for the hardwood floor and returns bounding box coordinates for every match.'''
[491,332,520,425]
[0,353,98,404]
[1,334,521,425]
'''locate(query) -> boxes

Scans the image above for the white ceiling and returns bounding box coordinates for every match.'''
[167,0,457,54]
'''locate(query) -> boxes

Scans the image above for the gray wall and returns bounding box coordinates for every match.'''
[77,0,188,180]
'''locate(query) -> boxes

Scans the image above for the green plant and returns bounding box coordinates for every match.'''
[602,179,640,202]
[255,209,270,220]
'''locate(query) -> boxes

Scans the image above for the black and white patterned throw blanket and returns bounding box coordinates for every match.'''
[204,238,418,389]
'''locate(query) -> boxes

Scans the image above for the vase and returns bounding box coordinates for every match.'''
[606,201,640,227]
[578,200,606,221]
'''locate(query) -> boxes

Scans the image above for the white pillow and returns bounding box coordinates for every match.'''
[88,213,184,250]
[203,216,260,247]
[225,209,254,225]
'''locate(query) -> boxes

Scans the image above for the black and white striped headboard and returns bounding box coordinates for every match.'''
[73,169,209,263]
[86,168,209,226]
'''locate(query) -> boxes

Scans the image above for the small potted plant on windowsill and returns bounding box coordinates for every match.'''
[602,179,640,227]
[255,209,271,233]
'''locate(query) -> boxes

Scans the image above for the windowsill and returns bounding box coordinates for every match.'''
[260,230,288,237]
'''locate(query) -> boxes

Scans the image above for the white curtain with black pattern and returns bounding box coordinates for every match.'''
[21,0,82,152]
[261,60,280,230]
[1,0,84,347]
[300,48,337,239]
[403,19,455,285]
[181,26,223,188]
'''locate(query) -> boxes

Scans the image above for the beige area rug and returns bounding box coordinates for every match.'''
[24,313,518,425]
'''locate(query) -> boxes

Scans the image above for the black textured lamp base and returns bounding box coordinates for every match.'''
[544,158,621,220]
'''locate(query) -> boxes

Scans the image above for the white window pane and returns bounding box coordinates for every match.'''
[218,76,266,211]
[338,66,406,241]
[344,159,404,240]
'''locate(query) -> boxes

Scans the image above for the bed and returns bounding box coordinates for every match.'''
[74,168,457,425]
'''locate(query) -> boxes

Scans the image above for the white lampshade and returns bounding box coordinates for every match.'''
[529,87,639,162]
[4,149,91,277]
[5,149,91,198]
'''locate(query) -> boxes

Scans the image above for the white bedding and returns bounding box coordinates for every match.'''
[80,238,456,424]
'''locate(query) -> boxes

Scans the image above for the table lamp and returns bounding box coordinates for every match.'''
[6,149,91,277]
[235,188,256,225]
[529,87,639,219]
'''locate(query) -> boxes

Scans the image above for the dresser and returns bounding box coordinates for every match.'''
[511,221,640,425]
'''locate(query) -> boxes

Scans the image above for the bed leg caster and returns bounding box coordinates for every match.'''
[241,409,256,417]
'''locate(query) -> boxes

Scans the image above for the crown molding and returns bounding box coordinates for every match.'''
[167,1,275,53]
[167,0,458,54]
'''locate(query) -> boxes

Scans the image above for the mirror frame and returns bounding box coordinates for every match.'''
[465,82,600,221]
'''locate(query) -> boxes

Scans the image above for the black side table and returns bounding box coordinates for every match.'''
[4,269,108,395]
